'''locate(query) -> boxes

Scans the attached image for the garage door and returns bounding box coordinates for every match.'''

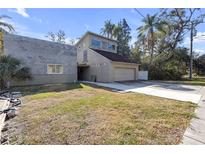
[114,68,135,81]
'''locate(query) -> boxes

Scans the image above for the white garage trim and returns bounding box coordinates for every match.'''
[114,67,135,81]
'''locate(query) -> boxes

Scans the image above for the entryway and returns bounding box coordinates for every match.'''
[77,64,89,81]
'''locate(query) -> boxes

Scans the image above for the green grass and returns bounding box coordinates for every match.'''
[9,83,197,145]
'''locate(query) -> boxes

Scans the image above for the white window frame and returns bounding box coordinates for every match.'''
[47,64,63,74]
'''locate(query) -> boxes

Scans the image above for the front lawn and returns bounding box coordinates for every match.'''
[8,83,196,144]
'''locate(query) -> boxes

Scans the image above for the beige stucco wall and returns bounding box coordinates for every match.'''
[81,49,113,82]
[76,33,118,82]
[78,49,139,82]
[77,34,90,64]
[76,32,139,82]
[76,33,117,63]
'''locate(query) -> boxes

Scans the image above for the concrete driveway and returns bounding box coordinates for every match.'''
[83,81,204,104]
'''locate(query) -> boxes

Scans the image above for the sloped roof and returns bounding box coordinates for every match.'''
[90,48,137,64]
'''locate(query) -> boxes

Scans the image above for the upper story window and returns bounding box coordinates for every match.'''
[83,50,88,62]
[91,39,101,48]
[102,41,108,50]
[108,44,116,51]
[90,37,116,51]
[47,64,63,74]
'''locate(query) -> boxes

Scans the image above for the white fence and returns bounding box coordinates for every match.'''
[138,71,148,80]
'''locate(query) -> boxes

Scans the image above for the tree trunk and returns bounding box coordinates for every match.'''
[149,29,155,67]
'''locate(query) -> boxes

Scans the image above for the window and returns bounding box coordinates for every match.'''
[91,39,101,48]
[102,41,108,49]
[47,64,63,74]
[108,44,116,50]
[83,50,88,62]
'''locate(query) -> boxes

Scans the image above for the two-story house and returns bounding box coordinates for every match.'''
[76,31,139,82]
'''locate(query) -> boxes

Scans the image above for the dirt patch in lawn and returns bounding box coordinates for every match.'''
[7,83,196,145]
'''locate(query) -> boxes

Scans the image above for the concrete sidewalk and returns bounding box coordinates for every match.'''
[83,81,202,104]
[182,87,205,144]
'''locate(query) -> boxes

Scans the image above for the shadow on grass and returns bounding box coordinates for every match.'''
[10,82,83,96]
[82,82,122,93]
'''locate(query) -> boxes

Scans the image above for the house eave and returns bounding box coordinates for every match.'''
[111,61,140,66]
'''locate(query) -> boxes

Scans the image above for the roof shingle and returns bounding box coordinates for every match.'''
[90,48,136,64]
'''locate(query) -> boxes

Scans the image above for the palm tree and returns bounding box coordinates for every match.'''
[0,15,14,32]
[137,14,159,65]
[100,20,116,39]
[0,55,32,90]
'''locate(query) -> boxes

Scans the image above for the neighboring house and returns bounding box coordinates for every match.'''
[76,31,139,82]
[1,33,77,86]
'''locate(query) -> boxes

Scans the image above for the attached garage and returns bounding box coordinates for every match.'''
[88,48,139,82]
[114,67,135,81]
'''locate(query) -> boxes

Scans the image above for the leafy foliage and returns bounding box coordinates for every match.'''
[131,8,205,80]
[116,19,132,56]
[0,55,32,90]
[137,14,159,64]
[101,19,132,56]
[149,48,189,80]
[0,15,15,32]
[100,20,116,39]
[194,54,205,75]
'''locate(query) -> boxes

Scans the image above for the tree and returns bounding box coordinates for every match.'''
[45,30,66,43]
[148,47,190,80]
[69,39,76,45]
[130,44,142,63]
[194,54,205,75]
[0,55,32,90]
[45,32,56,42]
[116,19,132,56]
[101,19,132,56]
[132,8,205,80]
[137,14,159,65]
[0,15,14,32]
[157,9,205,63]
[100,20,116,39]
[56,30,66,43]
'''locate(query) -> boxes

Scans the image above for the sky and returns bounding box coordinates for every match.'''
[0,8,205,55]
